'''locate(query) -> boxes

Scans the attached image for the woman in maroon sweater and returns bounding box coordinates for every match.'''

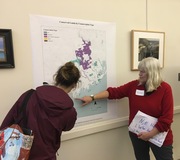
[0,62,81,160]
[78,57,174,160]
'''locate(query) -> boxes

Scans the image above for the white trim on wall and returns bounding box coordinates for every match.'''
[62,106,180,141]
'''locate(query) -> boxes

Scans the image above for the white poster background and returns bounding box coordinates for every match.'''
[30,14,118,126]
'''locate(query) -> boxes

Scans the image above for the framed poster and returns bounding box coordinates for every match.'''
[131,30,165,70]
[0,29,15,68]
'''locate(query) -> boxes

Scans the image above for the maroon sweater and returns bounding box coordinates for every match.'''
[0,85,77,160]
[107,80,173,146]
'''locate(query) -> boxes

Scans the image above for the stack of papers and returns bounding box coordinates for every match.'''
[128,111,168,147]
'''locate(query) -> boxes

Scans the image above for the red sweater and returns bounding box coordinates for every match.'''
[107,80,173,146]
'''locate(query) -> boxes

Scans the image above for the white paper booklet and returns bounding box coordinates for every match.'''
[128,111,168,147]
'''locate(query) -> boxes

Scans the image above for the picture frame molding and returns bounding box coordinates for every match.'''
[131,30,165,71]
[0,29,15,68]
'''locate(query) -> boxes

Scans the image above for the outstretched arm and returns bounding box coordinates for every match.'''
[76,90,109,106]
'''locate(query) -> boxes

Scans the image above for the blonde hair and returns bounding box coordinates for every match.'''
[138,57,163,92]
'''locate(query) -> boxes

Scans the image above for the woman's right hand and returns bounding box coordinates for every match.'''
[75,96,93,106]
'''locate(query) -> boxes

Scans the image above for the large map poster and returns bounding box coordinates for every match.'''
[30,15,118,125]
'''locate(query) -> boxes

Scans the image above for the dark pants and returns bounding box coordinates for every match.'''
[129,132,173,160]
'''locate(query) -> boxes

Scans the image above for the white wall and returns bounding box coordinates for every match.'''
[60,113,180,160]
[1,0,180,159]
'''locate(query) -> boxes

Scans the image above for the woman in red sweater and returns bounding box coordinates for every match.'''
[78,57,174,160]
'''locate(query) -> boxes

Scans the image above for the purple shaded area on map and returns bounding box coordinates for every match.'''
[75,39,92,70]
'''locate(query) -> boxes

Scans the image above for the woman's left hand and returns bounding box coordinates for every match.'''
[137,132,152,141]
[137,127,159,141]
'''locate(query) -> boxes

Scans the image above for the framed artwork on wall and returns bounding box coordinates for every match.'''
[0,29,15,68]
[131,30,165,71]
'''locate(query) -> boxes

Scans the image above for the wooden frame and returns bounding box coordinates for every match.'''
[0,29,15,68]
[131,30,165,71]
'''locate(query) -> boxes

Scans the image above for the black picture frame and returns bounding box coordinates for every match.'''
[0,29,15,68]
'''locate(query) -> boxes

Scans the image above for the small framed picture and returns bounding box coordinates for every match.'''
[0,29,15,68]
[131,30,165,71]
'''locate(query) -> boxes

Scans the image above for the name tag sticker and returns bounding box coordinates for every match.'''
[135,89,145,96]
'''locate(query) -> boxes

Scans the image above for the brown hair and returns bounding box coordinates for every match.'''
[54,62,80,87]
